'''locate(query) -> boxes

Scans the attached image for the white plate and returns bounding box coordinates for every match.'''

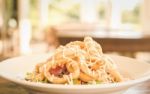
[0,54,150,94]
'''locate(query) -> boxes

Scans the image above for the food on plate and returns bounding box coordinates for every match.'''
[25,37,125,84]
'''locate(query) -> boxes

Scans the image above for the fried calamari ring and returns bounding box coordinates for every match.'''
[66,41,85,49]
[53,46,78,61]
[66,61,80,79]
[104,56,123,82]
[33,62,46,81]
[44,61,80,84]
[79,72,93,82]
[35,62,46,73]
[84,37,103,56]
[107,68,123,82]
[79,62,98,81]
[79,55,105,81]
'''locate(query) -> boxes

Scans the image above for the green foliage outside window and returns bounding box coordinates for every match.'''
[122,5,140,24]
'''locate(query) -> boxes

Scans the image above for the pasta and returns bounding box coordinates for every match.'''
[25,37,125,84]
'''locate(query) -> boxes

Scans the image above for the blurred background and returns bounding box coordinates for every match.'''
[0,0,150,62]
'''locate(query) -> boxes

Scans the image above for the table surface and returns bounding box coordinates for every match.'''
[0,78,150,94]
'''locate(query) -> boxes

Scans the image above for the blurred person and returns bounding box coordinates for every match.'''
[44,27,59,53]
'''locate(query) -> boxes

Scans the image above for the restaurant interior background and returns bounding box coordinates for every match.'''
[0,0,150,62]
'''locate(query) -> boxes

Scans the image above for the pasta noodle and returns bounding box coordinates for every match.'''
[25,37,125,84]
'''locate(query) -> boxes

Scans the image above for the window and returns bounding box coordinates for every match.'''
[121,0,141,31]
[97,0,108,27]
[29,0,142,31]
[48,0,80,25]
[27,0,147,44]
